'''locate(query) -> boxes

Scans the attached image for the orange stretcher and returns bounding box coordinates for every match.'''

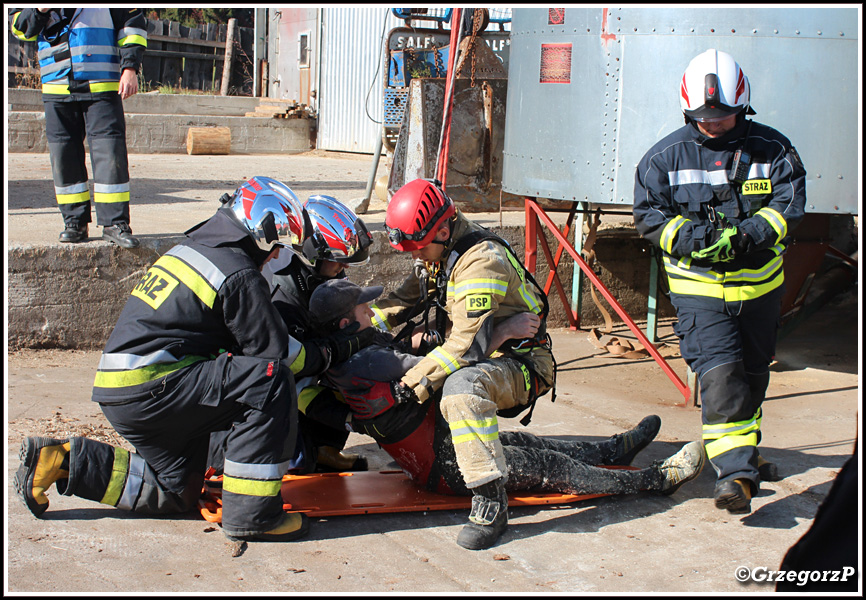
[199,467,634,523]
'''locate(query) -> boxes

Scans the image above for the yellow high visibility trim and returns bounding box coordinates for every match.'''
[449,278,508,299]
[702,412,761,440]
[11,13,37,41]
[667,270,784,301]
[93,355,207,389]
[119,34,148,48]
[429,347,460,375]
[289,346,306,374]
[57,191,91,205]
[660,216,689,254]
[755,207,787,241]
[89,81,120,93]
[705,432,758,459]
[94,191,130,204]
[156,256,218,309]
[298,385,323,414]
[370,305,391,331]
[449,417,499,445]
[100,447,130,506]
[222,475,282,497]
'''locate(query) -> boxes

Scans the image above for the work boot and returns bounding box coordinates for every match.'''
[714,478,753,514]
[610,415,662,466]
[653,441,705,495]
[456,478,508,550]
[103,222,139,248]
[229,512,310,542]
[13,437,71,517]
[315,446,368,473]
[59,222,88,243]
[757,455,782,482]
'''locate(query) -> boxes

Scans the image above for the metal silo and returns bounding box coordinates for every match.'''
[502,7,859,215]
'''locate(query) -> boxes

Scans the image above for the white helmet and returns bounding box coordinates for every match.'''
[225,176,308,252]
[302,195,373,265]
[679,49,752,122]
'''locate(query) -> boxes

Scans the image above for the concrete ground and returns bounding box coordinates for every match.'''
[4,150,862,594]
[5,291,860,594]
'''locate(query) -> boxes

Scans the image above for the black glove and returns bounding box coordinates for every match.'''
[319,322,375,365]
[391,381,419,404]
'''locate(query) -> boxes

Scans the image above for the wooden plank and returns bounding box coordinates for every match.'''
[160,20,182,88]
[144,49,223,62]
[141,19,164,89]
[181,26,204,90]
[147,33,226,49]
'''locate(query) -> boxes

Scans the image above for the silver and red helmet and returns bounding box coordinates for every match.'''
[226,176,308,252]
[679,49,752,122]
[302,195,373,266]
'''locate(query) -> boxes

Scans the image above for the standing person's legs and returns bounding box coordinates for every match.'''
[84,95,138,248]
[43,99,91,242]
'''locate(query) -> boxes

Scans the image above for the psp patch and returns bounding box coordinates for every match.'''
[465,293,492,315]
[131,267,179,310]
[742,179,772,195]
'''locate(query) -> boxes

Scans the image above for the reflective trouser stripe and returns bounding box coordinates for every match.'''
[94,182,130,204]
[703,408,762,460]
[222,475,282,497]
[115,452,146,510]
[100,447,130,506]
[450,416,499,445]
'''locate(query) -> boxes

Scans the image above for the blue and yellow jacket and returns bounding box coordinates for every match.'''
[11,8,147,98]
[633,117,807,305]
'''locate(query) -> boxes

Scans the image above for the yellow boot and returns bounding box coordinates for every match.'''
[234,512,310,542]
[14,437,70,517]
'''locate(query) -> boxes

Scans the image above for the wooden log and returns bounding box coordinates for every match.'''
[186,127,231,155]
[220,18,237,96]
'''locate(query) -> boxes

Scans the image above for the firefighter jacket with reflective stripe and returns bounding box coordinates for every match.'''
[92,210,306,404]
[371,211,554,403]
[633,118,806,303]
[11,8,147,98]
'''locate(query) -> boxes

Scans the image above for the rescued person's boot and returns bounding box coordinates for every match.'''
[456,478,508,550]
[14,437,71,517]
[610,414,662,465]
[316,446,368,472]
[650,441,706,495]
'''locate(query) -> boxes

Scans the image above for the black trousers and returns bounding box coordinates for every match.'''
[44,95,131,227]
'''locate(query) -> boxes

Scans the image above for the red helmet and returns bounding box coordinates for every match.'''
[385,179,455,251]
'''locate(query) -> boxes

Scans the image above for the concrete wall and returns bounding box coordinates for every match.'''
[6,88,315,155]
[7,229,674,351]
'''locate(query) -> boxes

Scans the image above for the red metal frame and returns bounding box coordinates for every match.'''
[524,197,692,405]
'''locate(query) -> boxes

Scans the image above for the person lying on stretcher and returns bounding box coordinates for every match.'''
[308,278,705,500]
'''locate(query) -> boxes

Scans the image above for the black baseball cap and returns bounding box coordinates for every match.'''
[309,278,383,324]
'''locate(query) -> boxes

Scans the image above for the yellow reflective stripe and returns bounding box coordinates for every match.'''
[505,252,543,313]
[57,191,91,205]
[702,413,761,440]
[43,83,71,95]
[222,475,282,497]
[450,417,499,445]
[156,255,218,309]
[755,207,787,241]
[297,385,322,414]
[663,256,724,283]
[429,347,460,374]
[11,13,37,41]
[370,305,391,331]
[93,355,207,389]
[666,269,784,301]
[118,34,148,48]
[100,447,130,506]
[705,432,758,459]
[94,191,130,204]
[660,216,688,254]
[449,278,508,299]
[289,345,306,374]
[89,81,120,93]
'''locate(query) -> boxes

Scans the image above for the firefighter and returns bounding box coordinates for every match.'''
[632,49,806,514]
[310,278,705,514]
[376,178,557,550]
[267,194,374,473]
[14,177,375,543]
[10,8,147,248]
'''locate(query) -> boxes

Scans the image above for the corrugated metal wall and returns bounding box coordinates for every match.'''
[318,7,403,154]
